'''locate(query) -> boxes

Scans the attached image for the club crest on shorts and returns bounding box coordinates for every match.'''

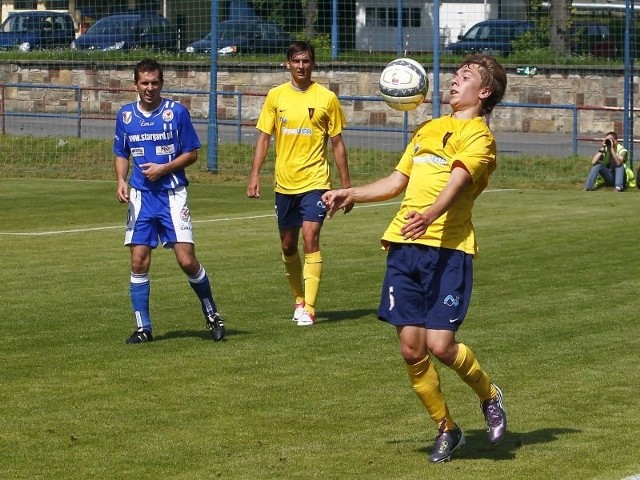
[444,294,460,307]
[162,109,174,122]
[180,206,190,222]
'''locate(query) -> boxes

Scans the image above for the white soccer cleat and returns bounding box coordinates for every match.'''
[297,311,316,327]
[292,302,305,322]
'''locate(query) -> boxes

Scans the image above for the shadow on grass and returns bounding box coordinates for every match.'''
[410,427,581,461]
[152,328,249,342]
[321,308,378,323]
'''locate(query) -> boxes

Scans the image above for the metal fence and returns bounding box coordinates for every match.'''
[3,81,638,171]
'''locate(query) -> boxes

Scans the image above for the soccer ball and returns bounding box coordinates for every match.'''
[379,58,428,111]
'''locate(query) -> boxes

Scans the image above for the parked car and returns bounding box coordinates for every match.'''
[570,23,617,58]
[444,19,534,56]
[0,11,75,52]
[71,12,176,52]
[185,19,292,55]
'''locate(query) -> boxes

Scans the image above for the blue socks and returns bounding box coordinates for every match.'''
[129,266,218,332]
[130,272,151,332]
[187,266,218,317]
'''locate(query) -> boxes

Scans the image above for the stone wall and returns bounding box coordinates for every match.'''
[0,61,637,135]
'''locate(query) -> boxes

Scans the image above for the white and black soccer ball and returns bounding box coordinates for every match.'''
[379,58,428,111]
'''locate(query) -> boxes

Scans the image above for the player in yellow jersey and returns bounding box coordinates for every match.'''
[322,54,507,463]
[247,41,353,326]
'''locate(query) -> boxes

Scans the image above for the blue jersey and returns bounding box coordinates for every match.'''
[113,98,201,192]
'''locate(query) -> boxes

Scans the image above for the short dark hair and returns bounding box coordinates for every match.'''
[605,131,618,140]
[460,54,507,116]
[134,58,163,83]
[287,41,315,64]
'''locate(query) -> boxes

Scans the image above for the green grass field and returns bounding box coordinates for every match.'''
[1,178,640,479]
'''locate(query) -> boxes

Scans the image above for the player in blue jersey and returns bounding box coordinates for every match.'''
[114,58,224,344]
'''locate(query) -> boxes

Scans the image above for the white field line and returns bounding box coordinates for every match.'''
[0,189,512,237]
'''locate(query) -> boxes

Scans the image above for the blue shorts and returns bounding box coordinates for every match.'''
[125,186,194,248]
[377,243,473,331]
[275,190,327,229]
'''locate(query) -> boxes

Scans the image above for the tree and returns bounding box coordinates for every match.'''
[302,0,318,37]
[549,0,571,55]
[249,0,304,32]
[518,0,573,56]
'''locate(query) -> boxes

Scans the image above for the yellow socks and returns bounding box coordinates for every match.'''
[282,251,324,315]
[406,355,456,430]
[303,251,323,315]
[282,252,304,304]
[451,343,496,402]
[406,344,496,432]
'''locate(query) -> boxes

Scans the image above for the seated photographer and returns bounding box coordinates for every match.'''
[584,131,628,191]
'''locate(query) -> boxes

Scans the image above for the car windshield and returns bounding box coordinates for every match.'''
[88,17,138,35]
[572,24,608,37]
[2,15,44,33]
[463,24,509,41]
[219,23,256,40]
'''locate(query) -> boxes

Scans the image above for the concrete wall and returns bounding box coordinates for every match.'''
[0,61,637,135]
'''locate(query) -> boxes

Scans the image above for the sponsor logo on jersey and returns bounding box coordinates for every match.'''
[139,120,155,127]
[162,109,174,122]
[131,147,144,157]
[414,154,447,166]
[156,144,175,155]
[122,111,132,124]
[128,131,174,142]
[281,127,312,136]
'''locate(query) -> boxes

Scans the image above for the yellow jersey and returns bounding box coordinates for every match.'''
[381,115,496,255]
[256,81,346,194]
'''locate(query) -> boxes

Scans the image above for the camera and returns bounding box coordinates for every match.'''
[604,138,613,148]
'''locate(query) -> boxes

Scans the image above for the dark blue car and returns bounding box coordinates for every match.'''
[444,19,534,56]
[185,19,292,55]
[71,12,176,52]
[0,11,75,52]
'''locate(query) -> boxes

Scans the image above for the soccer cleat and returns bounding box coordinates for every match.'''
[481,383,507,445]
[125,329,153,344]
[206,312,225,342]
[429,421,465,463]
[292,301,305,322]
[297,311,316,326]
